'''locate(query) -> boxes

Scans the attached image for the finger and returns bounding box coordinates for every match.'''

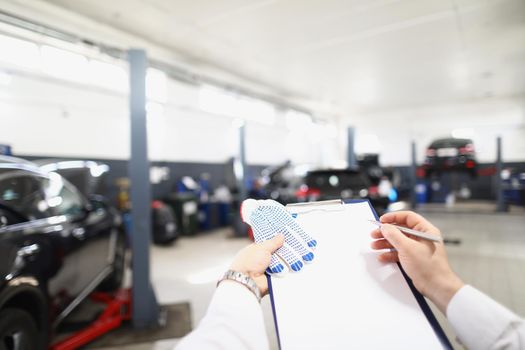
[240,198,258,224]
[380,224,417,251]
[266,254,286,275]
[371,239,394,250]
[251,210,278,243]
[370,228,384,239]
[378,251,399,263]
[380,211,424,226]
[380,211,420,225]
[286,217,317,248]
[380,211,436,232]
[265,216,314,263]
[263,199,317,249]
[258,234,285,253]
[275,242,304,272]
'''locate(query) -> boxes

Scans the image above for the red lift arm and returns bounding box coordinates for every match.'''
[50,289,132,350]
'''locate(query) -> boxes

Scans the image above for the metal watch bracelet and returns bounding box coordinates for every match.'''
[217,269,262,302]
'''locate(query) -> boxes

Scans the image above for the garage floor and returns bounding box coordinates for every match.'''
[95,205,525,350]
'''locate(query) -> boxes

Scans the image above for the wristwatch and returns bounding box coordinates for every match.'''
[217,270,261,302]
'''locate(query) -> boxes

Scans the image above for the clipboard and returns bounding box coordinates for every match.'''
[267,199,452,349]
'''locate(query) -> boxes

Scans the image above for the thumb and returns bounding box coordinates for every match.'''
[380,224,415,252]
[259,234,285,253]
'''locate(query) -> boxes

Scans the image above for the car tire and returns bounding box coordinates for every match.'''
[0,308,39,350]
[98,230,126,292]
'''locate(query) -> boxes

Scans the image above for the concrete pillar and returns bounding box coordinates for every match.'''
[495,136,506,212]
[410,141,417,209]
[128,49,160,328]
[347,127,357,168]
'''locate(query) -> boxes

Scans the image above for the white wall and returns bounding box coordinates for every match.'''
[0,74,130,159]
[0,68,342,166]
[2,68,522,168]
[348,98,525,166]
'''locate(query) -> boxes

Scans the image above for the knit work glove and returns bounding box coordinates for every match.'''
[241,199,317,274]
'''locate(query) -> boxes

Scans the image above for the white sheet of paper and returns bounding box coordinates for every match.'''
[269,201,445,349]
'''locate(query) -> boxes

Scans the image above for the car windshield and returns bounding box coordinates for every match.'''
[0,167,86,221]
[0,168,49,220]
[307,172,368,189]
[430,139,471,148]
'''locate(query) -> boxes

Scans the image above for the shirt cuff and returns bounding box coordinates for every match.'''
[446,285,520,349]
[212,279,261,310]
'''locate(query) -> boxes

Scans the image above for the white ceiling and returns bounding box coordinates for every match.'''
[39,0,525,114]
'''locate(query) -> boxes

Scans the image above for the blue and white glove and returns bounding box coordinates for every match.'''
[241,199,317,275]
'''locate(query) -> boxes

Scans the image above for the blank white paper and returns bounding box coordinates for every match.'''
[269,201,445,349]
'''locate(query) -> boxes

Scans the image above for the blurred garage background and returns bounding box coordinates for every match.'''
[0,0,524,349]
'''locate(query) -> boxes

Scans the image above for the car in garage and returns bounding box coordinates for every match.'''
[258,161,313,204]
[299,169,390,214]
[36,159,110,199]
[0,156,126,349]
[423,138,478,177]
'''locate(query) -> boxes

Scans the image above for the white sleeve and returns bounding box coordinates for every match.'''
[447,285,525,349]
[175,280,269,350]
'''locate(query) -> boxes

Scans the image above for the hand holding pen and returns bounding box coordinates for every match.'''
[370,211,464,314]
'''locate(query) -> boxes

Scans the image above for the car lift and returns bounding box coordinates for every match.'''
[49,289,132,350]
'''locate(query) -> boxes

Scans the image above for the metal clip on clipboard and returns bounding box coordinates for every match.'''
[286,199,345,216]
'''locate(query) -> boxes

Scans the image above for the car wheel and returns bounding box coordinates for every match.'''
[98,230,126,292]
[0,308,39,350]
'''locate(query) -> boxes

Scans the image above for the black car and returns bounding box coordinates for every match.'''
[423,138,477,177]
[259,161,313,204]
[303,169,390,214]
[36,159,110,199]
[0,156,125,349]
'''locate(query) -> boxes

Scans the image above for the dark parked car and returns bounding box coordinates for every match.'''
[423,138,477,177]
[0,156,125,349]
[259,161,312,204]
[357,153,384,185]
[301,169,390,214]
[36,159,110,199]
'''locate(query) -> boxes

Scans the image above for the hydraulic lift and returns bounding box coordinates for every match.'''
[50,289,132,350]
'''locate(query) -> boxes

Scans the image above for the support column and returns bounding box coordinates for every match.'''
[495,136,506,212]
[410,141,417,209]
[232,121,248,237]
[238,122,247,202]
[128,49,160,328]
[347,127,357,169]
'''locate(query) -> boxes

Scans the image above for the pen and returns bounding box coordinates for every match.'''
[368,220,443,243]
